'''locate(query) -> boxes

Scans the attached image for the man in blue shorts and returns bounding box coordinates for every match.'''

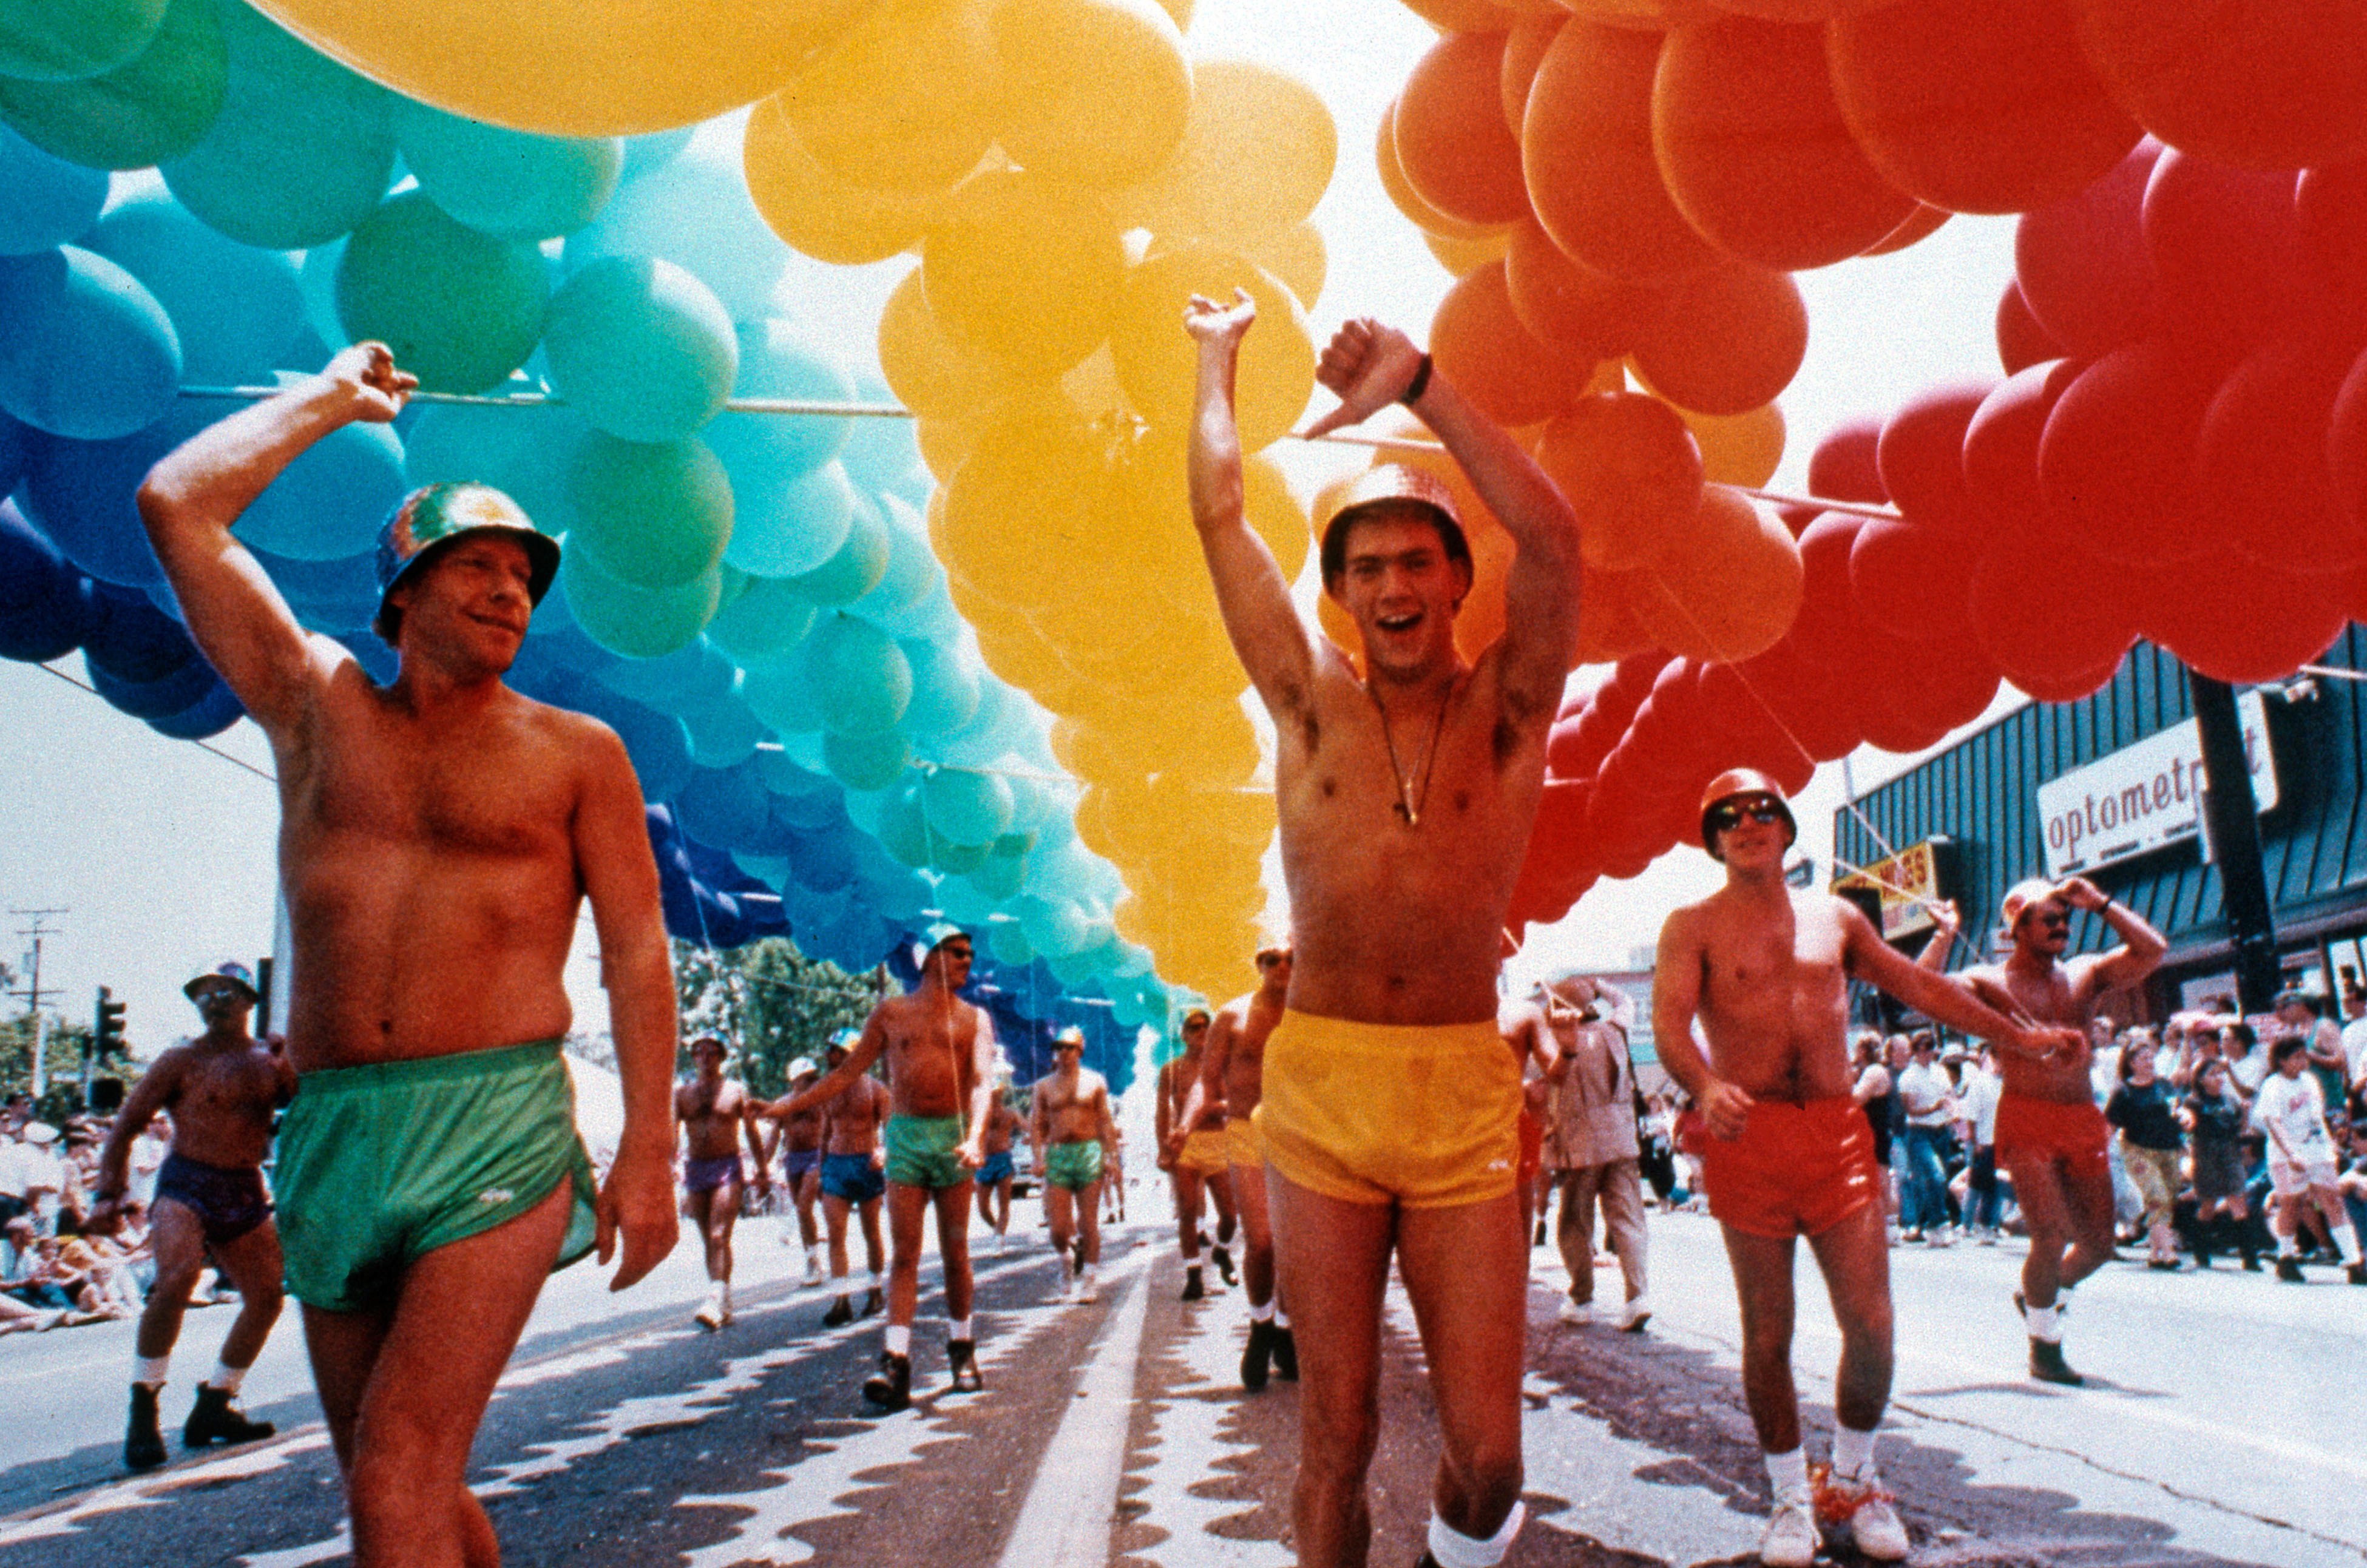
[799,1032,889,1326]
[973,1077,1021,1254]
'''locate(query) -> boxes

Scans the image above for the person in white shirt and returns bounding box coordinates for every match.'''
[2254,1036,2366,1285]
[2340,992,2367,1104]
[1894,1035,1957,1245]
[1959,1048,2006,1243]
[2223,1021,2270,1096]
[15,1124,66,1235]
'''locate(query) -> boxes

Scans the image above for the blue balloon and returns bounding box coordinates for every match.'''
[393,101,620,242]
[249,544,378,634]
[672,761,774,851]
[592,634,731,710]
[564,140,787,322]
[785,822,857,893]
[158,2,394,250]
[87,643,217,717]
[573,684,694,803]
[682,688,768,769]
[20,401,216,587]
[543,256,735,444]
[234,400,405,561]
[80,578,198,683]
[0,405,29,494]
[146,672,244,738]
[0,497,89,660]
[296,237,345,350]
[0,125,106,254]
[0,246,180,441]
[86,191,302,385]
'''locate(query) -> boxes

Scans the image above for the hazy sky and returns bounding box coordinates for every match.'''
[0,0,2030,1060]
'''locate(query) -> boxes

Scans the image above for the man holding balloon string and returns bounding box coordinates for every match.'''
[1185,292,1580,1568]
[135,343,680,1566]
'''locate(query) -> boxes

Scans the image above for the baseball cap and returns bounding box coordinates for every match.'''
[827,1027,861,1052]
[787,1056,819,1081]
[373,482,558,643]
[183,961,260,1002]
[1999,878,2059,931]
[1052,1026,1085,1049]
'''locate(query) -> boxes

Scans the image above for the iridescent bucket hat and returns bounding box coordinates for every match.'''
[373,482,559,643]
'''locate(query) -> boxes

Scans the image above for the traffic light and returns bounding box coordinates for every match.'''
[93,987,126,1061]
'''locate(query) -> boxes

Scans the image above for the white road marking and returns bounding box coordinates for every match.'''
[995,1252,1158,1568]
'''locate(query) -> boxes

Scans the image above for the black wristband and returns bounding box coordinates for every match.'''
[1399,353,1432,407]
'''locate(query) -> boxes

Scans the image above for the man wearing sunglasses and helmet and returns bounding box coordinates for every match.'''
[1654,772,2082,1568]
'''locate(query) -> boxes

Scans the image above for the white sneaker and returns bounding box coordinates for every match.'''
[1759,1484,1820,1567]
[694,1301,723,1331]
[1925,1227,1954,1248]
[1617,1295,1653,1333]
[1976,1227,1999,1247]
[1557,1297,1594,1325]
[1074,1274,1100,1304]
[1819,1466,1908,1561]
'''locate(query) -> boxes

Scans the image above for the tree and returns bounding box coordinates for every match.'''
[0,1013,125,1120]
[673,938,887,1098]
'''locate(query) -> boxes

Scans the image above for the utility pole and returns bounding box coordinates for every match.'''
[2187,674,2281,1013]
[8,908,68,1100]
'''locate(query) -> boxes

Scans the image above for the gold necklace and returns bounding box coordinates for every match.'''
[1367,674,1455,828]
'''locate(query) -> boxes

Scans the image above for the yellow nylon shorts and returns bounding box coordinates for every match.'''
[1226,1116,1262,1169]
[1177,1127,1229,1176]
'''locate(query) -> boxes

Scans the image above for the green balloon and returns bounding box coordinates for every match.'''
[0,0,168,82]
[557,544,717,660]
[0,0,222,170]
[966,841,1029,899]
[799,612,910,737]
[823,728,910,792]
[784,490,889,606]
[336,191,547,393]
[740,660,825,734]
[875,777,933,869]
[566,431,733,590]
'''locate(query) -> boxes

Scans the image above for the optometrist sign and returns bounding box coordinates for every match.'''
[2036,691,2277,879]
[1832,839,1946,941]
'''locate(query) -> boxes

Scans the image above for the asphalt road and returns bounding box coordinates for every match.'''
[0,1197,2359,1567]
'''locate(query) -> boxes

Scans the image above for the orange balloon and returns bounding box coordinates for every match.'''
[2071,0,2367,172]
[1681,402,1784,487]
[1523,21,1723,284]
[1627,263,1806,416]
[1376,96,1505,243]
[1651,14,1918,271]
[1505,217,1664,360]
[1424,228,1512,275]
[1500,13,1563,138]
[1563,0,1712,24]
[1396,32,1534,229]
[1536,392,1705,571]
[1828,0,2140,216]
[1630,485,1801,662]
[1398,0,1523,30]
[1430,259,1605,428]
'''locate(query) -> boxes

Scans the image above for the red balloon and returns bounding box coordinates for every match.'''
[2014,138,2160,359]
[1849,518,1973,639]
[1961,356,2081,525]
[1504,218,1663,360]
[1878,629,2002,735]
[2071,0,2367,173]
[1966,534,2135,698]
[1501,13,1564,139]
[2142,552,2351,684]
[1995,280,2063,376]
[1876,380,1994,537]
[1801,416,1886,525]
[2296,160,2367,328]
[2142,150,2332,367]
[2195,339,2365,570]
[1398,32,1535,229]
[1736,637,1863,762]
[1856,201,1951,258]
[2037,340,2221,563]
[2329,341,2367,532]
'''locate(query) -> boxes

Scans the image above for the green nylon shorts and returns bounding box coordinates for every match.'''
[883,1114,970,1190]
[1045,1139,1104,1191]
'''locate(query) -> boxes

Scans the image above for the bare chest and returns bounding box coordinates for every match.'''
[291,702,576,859]
[175,1053,280,1128]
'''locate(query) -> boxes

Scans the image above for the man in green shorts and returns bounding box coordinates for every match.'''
[1031,1027,1117,1303]
[771,925,997,1410]
[137,343,679,1565]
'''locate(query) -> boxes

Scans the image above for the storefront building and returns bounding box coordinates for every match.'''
[1832,630,2367,1023]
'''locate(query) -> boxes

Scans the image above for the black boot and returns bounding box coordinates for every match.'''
[2029,1337,2083,1387]
[947,1339,984,1393]
[1272,1324,1299,1382]
[124,1384,166,1472]
[862,1351,912,1412]
[1181,1265,1205,1302]
[822,1295,855,1328]
[1241,1318,1275,1391]
[185,1383,274,1448]
[1211,1245,1236,1287]
[2276,1255,2306,1283]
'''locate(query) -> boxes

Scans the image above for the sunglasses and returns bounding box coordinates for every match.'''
[1256,953,1287,968]
[1707,798,1786,833]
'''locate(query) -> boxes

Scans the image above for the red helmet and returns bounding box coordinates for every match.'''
[1699,768,1797,861]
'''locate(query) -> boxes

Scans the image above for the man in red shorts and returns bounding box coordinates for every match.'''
[1958,877,2164,1385]
[1656,772,2078,1567]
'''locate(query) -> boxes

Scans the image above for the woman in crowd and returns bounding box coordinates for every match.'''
[2105,1041,2186,1269]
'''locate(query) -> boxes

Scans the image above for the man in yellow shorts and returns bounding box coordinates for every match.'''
[1187,294,1582,1568]
[1157,1009,1238,1302]
[1182,944,1298,1388]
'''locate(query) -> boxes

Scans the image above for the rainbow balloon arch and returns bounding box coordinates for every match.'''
[2,0,2366,1037]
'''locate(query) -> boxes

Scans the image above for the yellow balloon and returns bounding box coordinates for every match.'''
[990,0,1191,191]
[1681,402,1786,488]
[1117,58,1335,242]
[773,0,999,194]
[878,266,1001,419]
[247,0,879,135]
[915,413,983,482]
[922,167,1124,376]
[1109,242,1313,453]
[1240,221,1327,310]
[934,397,1117,613]
[742,96,940,266]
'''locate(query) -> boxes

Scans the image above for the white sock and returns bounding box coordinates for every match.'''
[207,1360,246,1395]
[885,1324,911,1357]
[719,1282,733,1313]
[869,1270,882,1290]
[2278,1232,2300,1257]
[133,1355,169,1389]
[1250,1299,1275,1323]
[2025,1302,2062,1342]
[949,1317,972,1341]
[1765,1447,1808,1496]
[1082,1262,1097,1282]
[1832,1424,1877,1478]
[2335,1221,2362,1265]
[1274,1307,1290,1330]
[1426,1502,1525,1568]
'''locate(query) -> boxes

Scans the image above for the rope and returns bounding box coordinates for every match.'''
[33,659,277,784]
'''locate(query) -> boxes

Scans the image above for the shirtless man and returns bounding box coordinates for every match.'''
[1188,289,1580,1568]
[1157,1009,1237,1301]
[787,1030,889,1327]
[973,1077,1022,1254]
[677,1036,766,1330]
[768,1058,827,1283]
[137,345,677,1567]
[1032,1027,1118,1302]
[771,927,994,1411]
[1506,973,1650,1331]
[1958,877,2166,1385]
[89,961,295,1470]
[1654,772,2081,1567]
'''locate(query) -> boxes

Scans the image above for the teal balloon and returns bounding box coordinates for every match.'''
[706,570,816,666]
[682,688,767,768]
[824,727,910,792]
[0,127,107,253]
[0,0,223,170]
[159,3,393,249]
[566,431,732,589]
[86,191,301,384]
[251,544,375,634]
[966,839,1029,899]
[739,658,825,734]
[558,544,717,660]
[1047,944,1106,990]
[931,837,988,874]
[394,103,620,242]
[563,140,785,321]
[799,612,910,736]
[922,766,1013,846]
[0,0,167,81]
[1012,893,1090,957]
[849,493,939,624]
[672,761,773,850]
[838,379,932,501]
[704,318,851,474]
[900,638,983,739]
[336,191,547,393]
[784,488,887,604]
[594,634,733,711]
[543,256,734,442]
[620,129,692,182]
[296,237,345,348]
[722,455,852,578]
[403,399,590,541]
[0,246,178,439]
[988,916,1034,968]
[234,404,404,560]
[875,777,934,868]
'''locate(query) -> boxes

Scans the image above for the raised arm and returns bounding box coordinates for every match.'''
[1650,907,1751,1139]
[2052,877,2165,994]
[574,725,681,1289]
[1303,318,1581,721]
[135,343,414,735]
[1916,900,1960,972]
[1186,291,1321,719]
[1842,904,2077,1064]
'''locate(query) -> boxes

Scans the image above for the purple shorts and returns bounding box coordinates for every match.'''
[782,1147,822,1181]
[155,1152,271,1245]
[684,1154,744,1194]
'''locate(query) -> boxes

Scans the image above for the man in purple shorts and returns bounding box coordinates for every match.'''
[770,1057,827,1283]
[676,1036,765,1330]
